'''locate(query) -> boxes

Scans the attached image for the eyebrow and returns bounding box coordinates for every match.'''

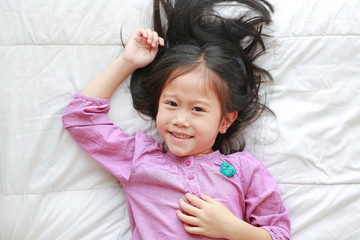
[162,93,177,99]
[162,93,212,107]
[190,99,212,108]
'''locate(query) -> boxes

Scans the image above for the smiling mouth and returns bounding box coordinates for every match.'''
[170,131,193,139]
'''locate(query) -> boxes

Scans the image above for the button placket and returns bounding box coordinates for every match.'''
[184,159,201,196]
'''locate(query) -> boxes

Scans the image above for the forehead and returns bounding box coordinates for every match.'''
[163,67,220,99]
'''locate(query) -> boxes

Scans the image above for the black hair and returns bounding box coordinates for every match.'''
[130,0,274,154]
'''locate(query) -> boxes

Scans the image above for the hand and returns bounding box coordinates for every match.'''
[177,193,242,239]
[122,28,165,69]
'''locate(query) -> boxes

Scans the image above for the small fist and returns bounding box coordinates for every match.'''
[122,28,165,69]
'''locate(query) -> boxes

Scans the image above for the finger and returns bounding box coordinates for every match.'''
[179,198,200,216]
[200,193,217,204]
[135,29,150,45]
[159,37,165,46]
[150,31,159,48]
[139,29,163,48]
[185,193,205,208]
[145,29,154,44]
[183,224,204,235]
[176,210,199,226]
[137,28,148,38]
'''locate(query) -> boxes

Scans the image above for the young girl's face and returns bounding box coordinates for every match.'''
[156,67,233,157]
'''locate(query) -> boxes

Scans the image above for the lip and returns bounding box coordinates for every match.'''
[169,131,193,140]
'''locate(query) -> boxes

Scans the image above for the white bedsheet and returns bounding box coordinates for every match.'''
[1,0,359,239]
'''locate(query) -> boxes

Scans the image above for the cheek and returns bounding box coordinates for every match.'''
[194,117,220,135]
[155,107,166,133]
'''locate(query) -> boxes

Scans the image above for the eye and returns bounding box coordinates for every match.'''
[166,101,177,107]
[193,107,205,112]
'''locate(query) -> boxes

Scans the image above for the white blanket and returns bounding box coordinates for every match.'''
[1,0,359,239]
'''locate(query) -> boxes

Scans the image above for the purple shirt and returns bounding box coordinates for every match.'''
[62,93,291,240]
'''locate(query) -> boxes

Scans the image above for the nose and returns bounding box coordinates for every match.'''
[172,110,190,128]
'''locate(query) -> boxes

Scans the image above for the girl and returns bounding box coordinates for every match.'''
[62,0,291,239]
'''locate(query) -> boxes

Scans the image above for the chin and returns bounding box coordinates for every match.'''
[167,147,191,157]
[170,150,189,157]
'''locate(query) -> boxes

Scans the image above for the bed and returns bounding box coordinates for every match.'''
[1,0,359,239]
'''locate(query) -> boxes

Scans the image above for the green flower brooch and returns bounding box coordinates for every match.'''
[220,162,236,178]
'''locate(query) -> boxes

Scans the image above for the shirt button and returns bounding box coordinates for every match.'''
[191,188,198,194]
[188,174,194,180]
[185,160,191,166]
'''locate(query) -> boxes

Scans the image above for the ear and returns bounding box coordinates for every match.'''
[219,111,238,134]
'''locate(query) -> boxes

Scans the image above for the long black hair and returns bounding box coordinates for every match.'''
[130,0,274,154]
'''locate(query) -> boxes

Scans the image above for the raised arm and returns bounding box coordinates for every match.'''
[81,29,164,99]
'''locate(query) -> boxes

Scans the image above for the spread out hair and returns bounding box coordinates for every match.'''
[130,0,274,154]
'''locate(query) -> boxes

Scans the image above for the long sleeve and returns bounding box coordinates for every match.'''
[62,93,137,183]
[241,153,291,239]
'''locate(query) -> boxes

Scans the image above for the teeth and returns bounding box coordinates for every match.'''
[172,132,191,139]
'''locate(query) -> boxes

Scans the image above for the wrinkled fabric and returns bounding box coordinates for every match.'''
[62,93,291,240]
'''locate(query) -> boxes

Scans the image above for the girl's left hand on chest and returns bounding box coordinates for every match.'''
[176,193,240,238]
